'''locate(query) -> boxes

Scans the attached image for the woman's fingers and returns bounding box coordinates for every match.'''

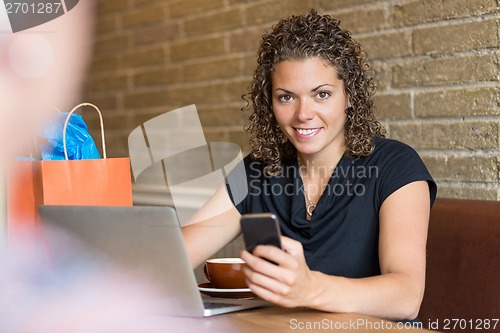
[241,250,295,300]
[280,236,304,257]
[240,238,315,308]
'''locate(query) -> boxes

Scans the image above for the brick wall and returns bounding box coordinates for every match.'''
[83,0,500,200]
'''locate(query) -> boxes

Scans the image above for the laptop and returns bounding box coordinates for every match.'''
[38,205,268,317]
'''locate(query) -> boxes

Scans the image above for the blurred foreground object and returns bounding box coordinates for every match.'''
[0,3,195,333]
[0,1,95,164]
[0,0,95,248]
[0,226,165,333]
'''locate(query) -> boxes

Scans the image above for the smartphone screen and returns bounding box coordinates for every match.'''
[240,213,282,253]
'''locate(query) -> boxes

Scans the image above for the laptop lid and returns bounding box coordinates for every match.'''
[38,205,267,317]
[38,205,208,317]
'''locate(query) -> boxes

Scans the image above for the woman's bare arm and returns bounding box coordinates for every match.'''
[182,183,241,268]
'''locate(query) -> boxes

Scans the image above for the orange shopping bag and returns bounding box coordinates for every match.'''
[7,103,133,245]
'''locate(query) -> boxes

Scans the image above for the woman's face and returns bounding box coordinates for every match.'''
[271,57,349,160]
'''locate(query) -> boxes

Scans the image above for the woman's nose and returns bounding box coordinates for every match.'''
[295,99,315,122]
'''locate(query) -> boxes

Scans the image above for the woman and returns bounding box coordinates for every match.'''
[182,10,436,320]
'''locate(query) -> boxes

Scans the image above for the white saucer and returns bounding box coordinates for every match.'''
[199,285,250,293]
[198,282,254,298]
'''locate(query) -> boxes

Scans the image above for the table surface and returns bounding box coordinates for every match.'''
[141,306,435,333]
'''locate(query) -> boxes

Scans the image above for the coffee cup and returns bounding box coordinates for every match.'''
[203,258,247,289]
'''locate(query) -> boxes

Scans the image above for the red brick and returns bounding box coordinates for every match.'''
[132,23,180,46]
[122,3,166,29]
[229,27,264,53]
[122,46,166,67]
[89,54,122,73]
[94,34,130,54]
[123,90,169,109]
[227,129,250,153]
[320,0,376,9]
[86,74,129,92]
[392,0,498,26]
[97,0,131,14]
[169,0,224,18]
[392,54,498,87]
[198,104,246,127]
[133,67,183,87]
[415,87,500,118]
[371,63,391,91]
[435,184,498,200]
[246,0,316,25]
[359,31,412,60]
[328,6,387,33]
[95,16,118,35]
[422,155,498,182]
[82,95,120,112]
[374,94,411,120]
[184,57,242,82]
[227,79,252,102]
[185,8,243,37]
[165,83,227,107]
[413,19,499,55]
[171,37,225,62]
[390,121,499,150]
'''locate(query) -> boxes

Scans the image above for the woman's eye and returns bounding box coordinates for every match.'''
[278,95,293,102]
[316,91,330,100]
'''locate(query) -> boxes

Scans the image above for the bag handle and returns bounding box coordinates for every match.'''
[63,102,107,160]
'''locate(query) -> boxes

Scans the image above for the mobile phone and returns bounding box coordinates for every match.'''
[240,213,282,253]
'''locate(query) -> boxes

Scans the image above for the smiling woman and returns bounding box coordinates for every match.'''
[181,9,437,322]
[271,58,349,213]
[245,9,385,177]
[271,59,348,168]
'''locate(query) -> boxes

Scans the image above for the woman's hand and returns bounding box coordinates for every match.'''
[240,236,320,308]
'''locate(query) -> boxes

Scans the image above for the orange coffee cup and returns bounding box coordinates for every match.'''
[203,258,247,289]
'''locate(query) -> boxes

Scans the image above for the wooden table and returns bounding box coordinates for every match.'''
[140,306,435,332]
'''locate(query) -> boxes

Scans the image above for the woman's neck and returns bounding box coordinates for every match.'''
[297,146,345,179]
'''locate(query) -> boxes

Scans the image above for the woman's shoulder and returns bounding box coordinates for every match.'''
[357,137,431,180]
[371,137,423,162]
[370,137,437,206]
[373,137,415,152]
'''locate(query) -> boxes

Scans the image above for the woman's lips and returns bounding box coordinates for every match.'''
[293,127,321,138]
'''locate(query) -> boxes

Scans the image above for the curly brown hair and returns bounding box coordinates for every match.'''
[243,9,386,174]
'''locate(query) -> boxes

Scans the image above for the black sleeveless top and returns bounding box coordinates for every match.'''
[226,138,437,278]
